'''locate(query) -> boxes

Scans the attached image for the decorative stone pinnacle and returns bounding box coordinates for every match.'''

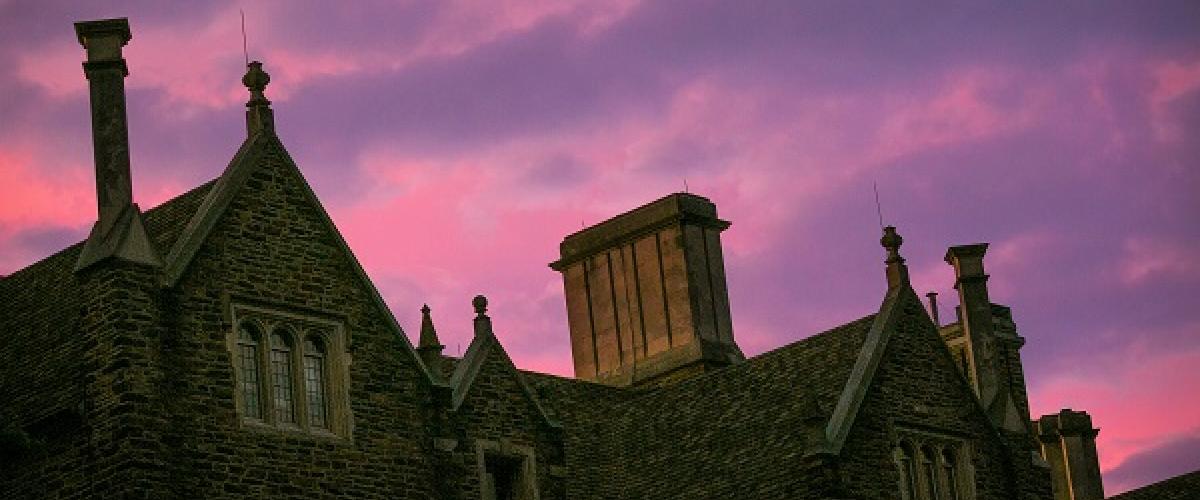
[421,303,431,315]
[472,295,488,317]
[242,61,271,106]
[881,225,904,264]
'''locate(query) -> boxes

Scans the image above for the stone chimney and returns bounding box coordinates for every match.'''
[550,193,743,386]
[945,244,1032,434]
[73,18,160,272]
[1036,409,1105,500]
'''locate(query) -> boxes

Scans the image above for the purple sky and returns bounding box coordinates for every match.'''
[2,1,1198,493]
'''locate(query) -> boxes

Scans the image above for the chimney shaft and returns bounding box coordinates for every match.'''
[75,18,133,234]
[945,244,998,402]
[72,18,160,272]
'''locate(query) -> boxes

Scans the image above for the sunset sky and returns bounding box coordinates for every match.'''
[2,0,1198,493]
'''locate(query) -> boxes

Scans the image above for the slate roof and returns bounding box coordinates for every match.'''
[522,313,877,498]
[0,180,214,426]
[1108,470,1200,500]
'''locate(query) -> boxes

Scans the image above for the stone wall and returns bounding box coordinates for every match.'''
[837,295,1042,500]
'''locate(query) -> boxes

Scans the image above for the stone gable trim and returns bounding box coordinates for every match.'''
[159,131,438,386]
[824,284,910,454]
[450,333,561,429]
[161,132,269,287]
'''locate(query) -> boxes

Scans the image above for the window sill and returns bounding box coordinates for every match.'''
[239,418,348,443]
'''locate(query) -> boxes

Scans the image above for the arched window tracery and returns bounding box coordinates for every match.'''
[236,322,263,420]
[270,329,296,424]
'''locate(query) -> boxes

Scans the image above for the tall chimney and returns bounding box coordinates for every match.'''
[1036,409,1105,500]
[77,18,133,233]
[945,243,1034,434]
[550,193,743,386]
[944,244,998,402]
[73,18,160,272]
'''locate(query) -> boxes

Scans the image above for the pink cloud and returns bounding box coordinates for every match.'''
[0,149,93,232]
[869,68,1043,165]
[1030,333,1200,492]
[1149,58,1200,143]
[1120,236,1200,286]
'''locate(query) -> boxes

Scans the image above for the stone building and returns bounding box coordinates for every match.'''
[1,17,1114,500]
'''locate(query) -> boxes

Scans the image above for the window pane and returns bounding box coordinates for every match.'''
[271,346,295,424]
[305,354,327,428]
[239,343,261,419]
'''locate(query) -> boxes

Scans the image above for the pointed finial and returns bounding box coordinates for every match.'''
[243,61,274,134]
[417,303,446,380]
[418,304,442,349]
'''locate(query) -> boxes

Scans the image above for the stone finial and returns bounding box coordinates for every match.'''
[880,225,904,264]
[242,61,274,134]
[881,226,909,289]
[472,295,492,337]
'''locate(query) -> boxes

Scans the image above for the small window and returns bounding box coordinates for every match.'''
[943,448,962,500]
[895,433,973,500]
[896,442,918,500]
[237,323,262,420]
[270,330,296,424]
[922,446,940,500]
[304,337,328,429]
[484,454,525,500]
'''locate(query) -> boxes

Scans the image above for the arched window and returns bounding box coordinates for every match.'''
[895,442,919,500]
[943,448,961,500]
[270,330,296,424]
[921,446,940,500]
[303,337,328,429]
[237,323,262,420]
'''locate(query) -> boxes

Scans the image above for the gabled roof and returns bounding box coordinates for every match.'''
[157,130,437,384]
[449,330,561,428]
[518,311,877,498]
[0,180,213,426]
[823,284,911,453]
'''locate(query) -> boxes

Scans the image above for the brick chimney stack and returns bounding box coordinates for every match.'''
[73,18,160,272]
[550,193,743,386]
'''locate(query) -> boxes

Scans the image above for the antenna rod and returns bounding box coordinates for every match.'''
[873,181,884,231]
[240,9,249,66]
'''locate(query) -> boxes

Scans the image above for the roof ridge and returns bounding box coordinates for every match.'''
[623,312,879,402]
[1,177,218,281]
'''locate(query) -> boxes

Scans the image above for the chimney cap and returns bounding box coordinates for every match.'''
[944,243,988,264]
[74,18,132,47]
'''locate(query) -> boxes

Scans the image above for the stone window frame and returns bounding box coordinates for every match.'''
[228,303,352,439]
[475,439,540,500]
[892,430,975,500]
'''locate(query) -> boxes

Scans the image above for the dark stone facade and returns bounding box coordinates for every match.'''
[0,16,1136,500]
